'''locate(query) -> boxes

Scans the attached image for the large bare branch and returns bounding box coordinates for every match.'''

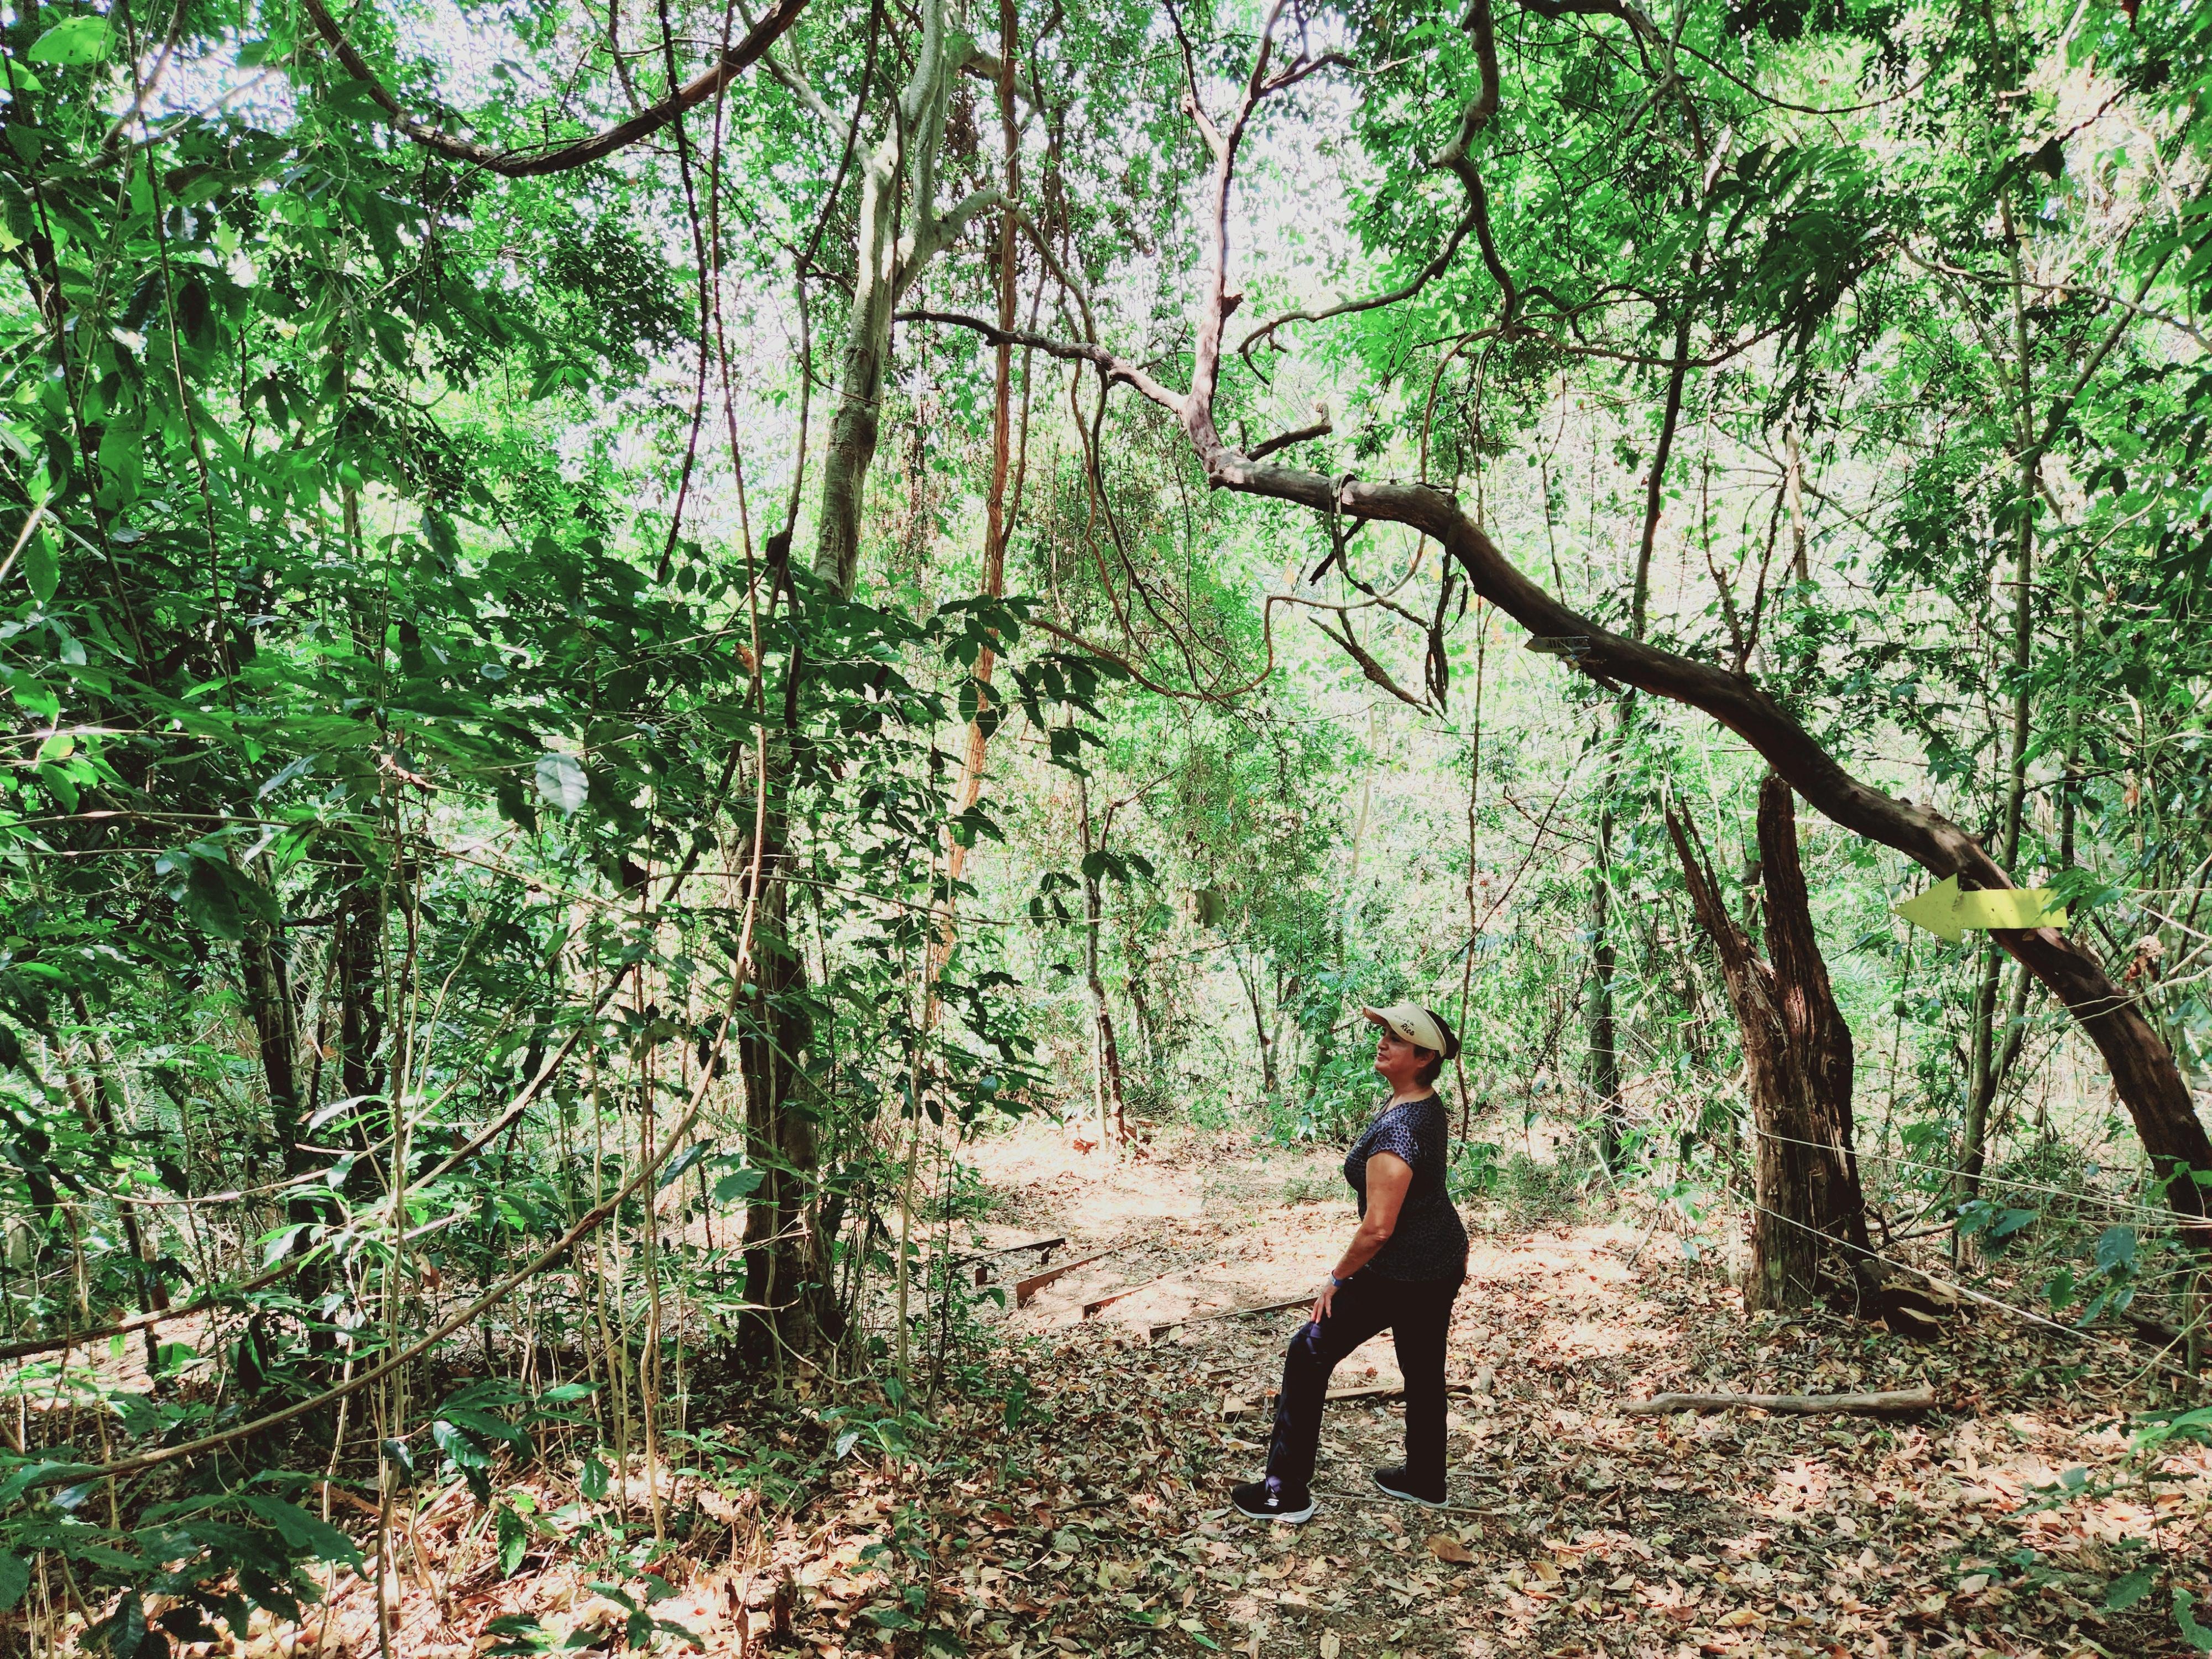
[299,0,809,178]
[1182,463,2211,1219]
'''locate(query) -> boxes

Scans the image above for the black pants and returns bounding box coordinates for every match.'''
[1264,1267,1463,1496]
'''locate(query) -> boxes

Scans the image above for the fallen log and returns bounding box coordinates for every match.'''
[1014,1248,1116,1308]
[1244,1380,1480,1411]
[1322,1381,1406,1404]
[1082,1272,1177,1319]
[960,1236,1066,1286]
[1620,1385,1937,1417]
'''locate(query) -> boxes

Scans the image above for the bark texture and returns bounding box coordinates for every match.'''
[1667,776,1869,1311]
[737,826,834,1349]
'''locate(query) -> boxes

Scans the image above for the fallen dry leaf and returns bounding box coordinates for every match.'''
[1427,1533,1474,1564]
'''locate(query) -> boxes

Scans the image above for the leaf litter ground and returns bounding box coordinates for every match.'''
[170,1123,2211,1658]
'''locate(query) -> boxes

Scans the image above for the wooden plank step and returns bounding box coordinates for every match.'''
[1014,1248,1115,1308]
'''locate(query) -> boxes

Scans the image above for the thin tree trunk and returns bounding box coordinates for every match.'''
[738,810,828,1350]
[334,868,389,1201]
[1075,768,1129,1146]
[1960,939,2004,1223]
[810,0,971,594]
[1963,192,2042,1211]
[921,6,1021,1033]
[1782,416,1810,585]
[62,1002,165,1376]
[1234,953,1279,1100]
[811,133,900,597]
[1585,812,1621,1164]
[238,925,306,1182]
[1588,315,1692,1169]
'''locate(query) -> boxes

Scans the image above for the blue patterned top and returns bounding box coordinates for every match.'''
[1344,1093,1468,1281]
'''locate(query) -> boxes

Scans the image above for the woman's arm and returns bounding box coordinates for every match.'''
[1313,1152,1412,1320]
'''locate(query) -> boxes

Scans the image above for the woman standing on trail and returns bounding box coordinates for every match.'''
[1233,1003,1468,1523]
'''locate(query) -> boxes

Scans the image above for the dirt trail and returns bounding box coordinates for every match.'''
[239,1121,2211,1658]
[880,1122,2212,1659]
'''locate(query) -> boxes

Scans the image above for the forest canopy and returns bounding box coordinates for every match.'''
[2,0,2211,1651]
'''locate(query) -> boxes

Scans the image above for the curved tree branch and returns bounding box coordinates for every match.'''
[1240,0,1534,361]
[299,0,810,178]
[1311,615,1430,709]
[1246,406,1332,460]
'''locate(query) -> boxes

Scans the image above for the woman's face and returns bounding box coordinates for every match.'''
[1374,1027,1432,1091]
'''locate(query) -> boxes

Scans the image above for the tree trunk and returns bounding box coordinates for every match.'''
[334,869,389,1199]
[1076,768,1129,1146]
[1586,801,1622,1167]
[742,0,984,1355]
[238,924,306,1183]
[1960,940,2004,1213]
[1963,191,2041,1211]
[1235,953,1279,1099]
[1667,775,1878,1313]
[1586,311,1690,1170]
[738,815,832,1349]
[62,1003,166,1376]
[811,135,899,597]
[920,6,1021,1036]
[810,0,976,595]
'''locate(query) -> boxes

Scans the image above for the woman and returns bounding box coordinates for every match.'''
[1232,1001,1468,1522]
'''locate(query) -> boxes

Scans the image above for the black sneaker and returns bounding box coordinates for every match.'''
[1230,1478,1316,1523]
[1372,1465,1447,1508]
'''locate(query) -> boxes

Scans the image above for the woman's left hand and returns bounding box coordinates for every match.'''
[1312,1277,1338,1323]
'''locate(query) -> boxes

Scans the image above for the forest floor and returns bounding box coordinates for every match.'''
[207,1121,2212,1659]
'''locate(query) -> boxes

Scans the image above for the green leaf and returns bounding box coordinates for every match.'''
[580,1454,608,1500]
[2106,1567,2156,1610]
[2095,1225,2138,1274]
[22,531,56,603]
[482,1614,552,1655]
[382,1438,416,1483]
[0,1553,27,1611]
[28,17,109,64]
[2179,1589,2212,1653]
[237,1493,364,1569]
[496,1504,527,1576]
[713,1166,764,1203]
[535,753,586,816]
[432,1419,489,1468]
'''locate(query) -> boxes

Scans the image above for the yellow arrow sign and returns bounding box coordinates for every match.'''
[1893,875,2068,942]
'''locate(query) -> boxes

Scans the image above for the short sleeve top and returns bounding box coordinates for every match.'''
[1344,1093,1468,1282]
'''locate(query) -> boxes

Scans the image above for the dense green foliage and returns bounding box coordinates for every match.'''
[0,0,2209,1648]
